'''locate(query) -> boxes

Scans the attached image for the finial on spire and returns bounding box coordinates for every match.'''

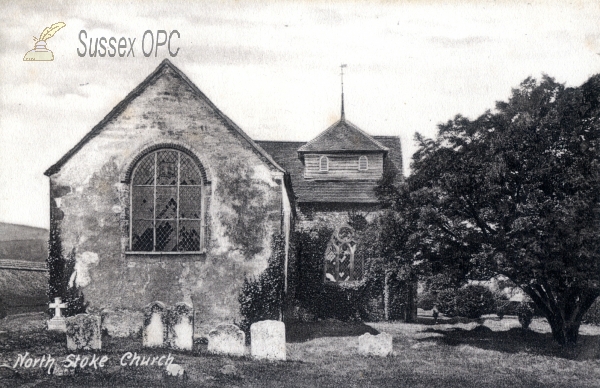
[340,64,347,121]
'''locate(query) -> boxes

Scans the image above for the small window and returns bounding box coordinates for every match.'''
[358,156,368,170]
[319,156,329,172]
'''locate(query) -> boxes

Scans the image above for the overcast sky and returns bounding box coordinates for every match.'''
[1,0,600,229]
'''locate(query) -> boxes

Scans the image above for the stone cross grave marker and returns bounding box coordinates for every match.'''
[167,303,194,351]
[250,320,286,361]
[66,314,102,350]
[47,297,67,332]
[143,301,167,348]
[208,323,246,356]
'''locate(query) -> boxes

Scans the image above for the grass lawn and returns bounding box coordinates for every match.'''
[0,312,598,387]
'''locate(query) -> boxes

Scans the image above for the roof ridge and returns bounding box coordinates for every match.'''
[297,119,388,153]
[297,119,343,152]
[45,60,285,176]
[343,120,389,151]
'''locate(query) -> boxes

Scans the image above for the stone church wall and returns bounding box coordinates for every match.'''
[292,202,417,323]
[48,66,285,336]
[295,203,381,231]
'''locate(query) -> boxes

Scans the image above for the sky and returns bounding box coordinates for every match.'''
[1,0,600,229]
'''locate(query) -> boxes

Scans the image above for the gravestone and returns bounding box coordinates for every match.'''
[358,332,393,357]
[208,324,246,356]
[66,314,102,350]
[250,320,286,361]
[47,297,67,332]
[143,301,167,348]
[167,303,194,351]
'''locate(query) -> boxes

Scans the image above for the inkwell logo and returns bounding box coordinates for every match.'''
[23,22,66,61]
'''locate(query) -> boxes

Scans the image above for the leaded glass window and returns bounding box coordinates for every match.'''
[130,149,204,252]
[324,225,362,282]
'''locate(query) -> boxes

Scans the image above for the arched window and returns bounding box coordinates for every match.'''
[319,156,329,172]
[130,149,204,252]
[358,156,368,170]
[324,225,362,282]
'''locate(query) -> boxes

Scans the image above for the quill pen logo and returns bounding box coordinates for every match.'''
[23,22,66,61]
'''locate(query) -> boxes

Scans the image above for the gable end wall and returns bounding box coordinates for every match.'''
[48,67,285,336]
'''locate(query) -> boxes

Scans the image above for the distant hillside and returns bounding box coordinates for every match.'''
[0,222,48,241]
[0,222,48,262]
[0,269,48,315]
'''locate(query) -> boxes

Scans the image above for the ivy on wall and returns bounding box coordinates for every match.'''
[47,198,88,317]
[238,234,286,338]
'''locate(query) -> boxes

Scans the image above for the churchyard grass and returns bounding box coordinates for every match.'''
[0,312,598,387]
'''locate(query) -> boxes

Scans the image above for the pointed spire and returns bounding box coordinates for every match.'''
[340,64,347,121]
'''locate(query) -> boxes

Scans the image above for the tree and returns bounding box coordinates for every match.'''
[47,210,68,302]
[403,75,600,345]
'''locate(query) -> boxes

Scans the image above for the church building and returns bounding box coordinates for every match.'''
[45,60,405,336]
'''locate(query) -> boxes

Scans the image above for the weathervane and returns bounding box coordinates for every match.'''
[340,64,347,121]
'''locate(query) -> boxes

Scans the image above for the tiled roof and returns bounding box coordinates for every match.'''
[373,136,404,178]
[256,137,403,204]
[297,119,389,153]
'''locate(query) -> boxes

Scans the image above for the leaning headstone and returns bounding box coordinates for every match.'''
[250,320,286,361]
[66,314,102,351]
[143,301,167,348]
[208,324,246,356]
[47,297,67,332]
[358,332,393,357]
[167,303,194,351]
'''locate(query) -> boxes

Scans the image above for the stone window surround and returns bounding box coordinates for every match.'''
[123,144,211,255]
[324,224,363,283]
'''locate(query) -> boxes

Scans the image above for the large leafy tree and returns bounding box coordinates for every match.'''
[402,75,600,345]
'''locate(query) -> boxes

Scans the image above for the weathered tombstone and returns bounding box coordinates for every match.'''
[167,303,194,351]
[250,320,286,361]
[65,314,102,350]
[358,332,393,357]
[143,301,167,348]
[47,297,67,332]
[208,324,246,356]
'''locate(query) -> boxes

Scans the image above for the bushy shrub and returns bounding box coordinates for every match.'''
[294,228,332,307]
[517,303,534,329]
[238,235,285,337]
[435,285,495,319]
[417,292,437,311]
[437,289,458,317]
[293,227,380,321]
[582,297,600,325]
[453,285,496,319]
